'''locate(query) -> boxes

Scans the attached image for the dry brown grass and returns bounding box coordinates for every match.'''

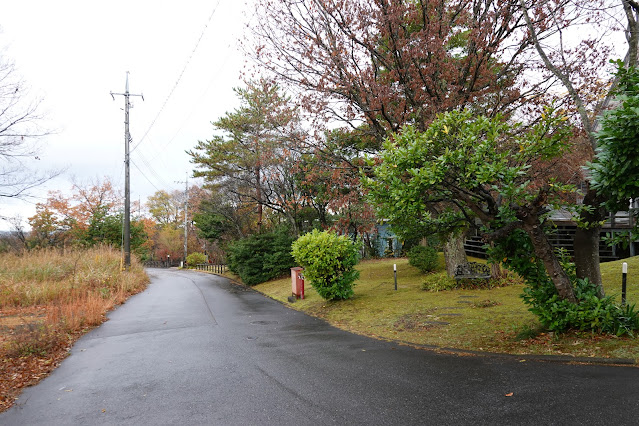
[0,246,149,412]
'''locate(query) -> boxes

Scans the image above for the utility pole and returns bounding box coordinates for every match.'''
[111,72,143,270]
[177,174,189,266]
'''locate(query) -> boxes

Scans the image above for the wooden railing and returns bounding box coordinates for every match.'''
[604,210,636,229]
[195,263,228,274]
[548,208,638,229]
[144,260,178,268]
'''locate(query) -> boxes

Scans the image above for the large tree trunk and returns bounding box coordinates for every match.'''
[443,231,468,277]
[573,227,604,295]
[522,218,577,303]
[487,241,504,279]
[573,187,606,297]
[316,204,329,228]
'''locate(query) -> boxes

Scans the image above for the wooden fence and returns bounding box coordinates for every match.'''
[195,263,228,274]
[144,260,179,268]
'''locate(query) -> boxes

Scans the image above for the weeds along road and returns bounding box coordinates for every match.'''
[2,268,639,425]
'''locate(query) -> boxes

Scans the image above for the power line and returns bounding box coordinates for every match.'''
[131,1,222,154]
[134,147,177,191]
[130,159,162,193]
[147,47,235,161]
[133,133,177,184]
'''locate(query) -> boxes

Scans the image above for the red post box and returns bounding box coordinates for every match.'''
[291,267,304,299]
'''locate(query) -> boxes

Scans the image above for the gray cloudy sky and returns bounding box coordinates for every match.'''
[0,0,250,229]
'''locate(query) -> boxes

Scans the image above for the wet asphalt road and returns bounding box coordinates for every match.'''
[3,269,639,425]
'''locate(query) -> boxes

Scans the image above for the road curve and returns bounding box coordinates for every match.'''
[2,269,639,425]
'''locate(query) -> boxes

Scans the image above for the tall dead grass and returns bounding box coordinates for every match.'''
[1,246,150,411]
[0,246,149,354]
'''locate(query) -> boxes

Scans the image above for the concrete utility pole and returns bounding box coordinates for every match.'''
[111,72,143,270]
[176,175,188,266]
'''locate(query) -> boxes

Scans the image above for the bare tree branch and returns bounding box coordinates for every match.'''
[0,48,61,199]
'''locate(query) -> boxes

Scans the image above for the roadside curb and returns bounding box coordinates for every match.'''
[195,270,638,368]
[188,268,247,288]
[391,340,636,366]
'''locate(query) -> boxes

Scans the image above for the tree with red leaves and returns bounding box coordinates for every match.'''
[296,127,378,240]
[27,177,148,254]
[250,0,639,284]
[249,0,545,134]
[249,0,560,270]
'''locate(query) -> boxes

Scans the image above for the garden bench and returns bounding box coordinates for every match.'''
[453,262,491,280]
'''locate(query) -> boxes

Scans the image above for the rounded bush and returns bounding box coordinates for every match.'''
[291,229,360,300]
[407,245,438,273]
[186,252,208,266]
[227,228,296,286]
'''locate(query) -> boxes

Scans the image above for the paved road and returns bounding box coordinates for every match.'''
[3,269,639,425]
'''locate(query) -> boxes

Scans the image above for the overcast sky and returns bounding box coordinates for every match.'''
[0,0,251,230]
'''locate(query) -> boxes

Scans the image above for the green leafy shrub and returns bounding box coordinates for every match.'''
[227,228,296,286]
[589,61,639,213]
[420,273,456,291]
[407,245,439,273]
[523,277,639,336]
[492,230,639,335]
[186,252,208,266]
[291,229,360,300]
[487,228,548,285]
[420,271,515,292]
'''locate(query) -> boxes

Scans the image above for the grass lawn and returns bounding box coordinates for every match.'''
[246,255,639,362]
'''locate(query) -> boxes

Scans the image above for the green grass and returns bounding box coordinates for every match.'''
[251,255,639,362]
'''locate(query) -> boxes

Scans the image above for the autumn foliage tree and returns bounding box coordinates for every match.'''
[249,0,540,135]
[518,0,639,291]
[27,178,148,257]
[188,79,308,234]
[250,0,639,283]
[249,0,576,269]
[144,185,209,262]
[296,128,378,242]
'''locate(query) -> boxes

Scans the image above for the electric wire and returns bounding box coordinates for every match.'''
[131,0,222,154]
[147,46,235,161]
[144,5,260,165]
[135,148,176,191]
[131,159,162,192]
[128,131,177,192]
[135,133,177,182]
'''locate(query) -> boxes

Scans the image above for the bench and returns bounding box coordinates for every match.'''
[453,262,491,280]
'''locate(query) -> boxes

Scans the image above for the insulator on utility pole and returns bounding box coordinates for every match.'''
[111,72,144,271]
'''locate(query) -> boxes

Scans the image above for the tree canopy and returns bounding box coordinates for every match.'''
[589,62,639,211]
[364,108,579,301]
[188,79,305,232]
